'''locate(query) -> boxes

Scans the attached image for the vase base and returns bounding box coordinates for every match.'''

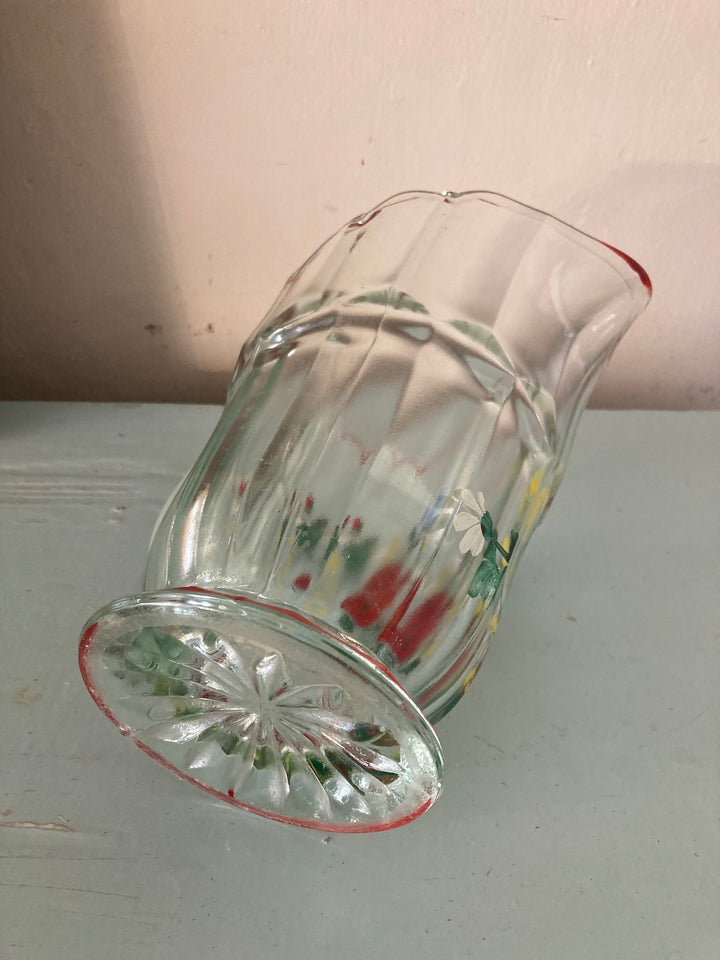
[79,589,443,832]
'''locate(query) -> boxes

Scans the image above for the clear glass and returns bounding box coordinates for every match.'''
[80,190,651,832]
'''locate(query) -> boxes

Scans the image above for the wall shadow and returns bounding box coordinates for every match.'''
[0,1,228,403]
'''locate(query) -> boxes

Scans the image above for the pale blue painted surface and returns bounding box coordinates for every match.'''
[0,404,717,960]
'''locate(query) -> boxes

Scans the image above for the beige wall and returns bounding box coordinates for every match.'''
[1,0,718,407]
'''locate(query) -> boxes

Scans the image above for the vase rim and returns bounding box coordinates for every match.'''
[349,189,652,306]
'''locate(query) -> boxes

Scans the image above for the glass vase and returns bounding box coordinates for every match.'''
[79,190,651,832]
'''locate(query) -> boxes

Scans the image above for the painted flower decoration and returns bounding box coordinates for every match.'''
[520,466,552,537]
[453,489,489,556]
[452,489,520,600]
[339,561,410,630]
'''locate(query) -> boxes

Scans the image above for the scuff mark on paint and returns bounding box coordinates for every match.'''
[0,820,75,832]
[13,687,42,706]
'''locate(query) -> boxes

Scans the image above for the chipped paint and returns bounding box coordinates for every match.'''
[0,821,75,832]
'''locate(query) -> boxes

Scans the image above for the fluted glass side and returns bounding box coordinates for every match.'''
[144,191,651,722]
[81,190,650,830]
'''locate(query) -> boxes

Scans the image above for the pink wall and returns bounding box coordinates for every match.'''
[1,0,718,407]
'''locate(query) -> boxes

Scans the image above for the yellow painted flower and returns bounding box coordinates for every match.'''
[462,666,478,693]
[521,467,551,536]
[500,535,512,566]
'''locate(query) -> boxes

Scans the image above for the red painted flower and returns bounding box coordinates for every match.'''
[379,591,453,662]
[292,573,312,592]
[340,562,409,628]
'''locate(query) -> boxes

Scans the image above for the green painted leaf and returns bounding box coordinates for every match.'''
[283,750,305,778]
[198,722,221,742]
[220,733,241,756]
[294,518,328,554]
[132,627,163,654]
[153,631,186,661]
[342,536,378,576]
[338,612,355,634]
[151,676,188,697]
[307,752,334,784]
[480,511,496,540]
[349,723,383,742]
[322,525,341,563]
[468,559,503,599]
[253,744,274,770]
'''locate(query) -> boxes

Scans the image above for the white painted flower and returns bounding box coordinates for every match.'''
[453,489,488,556]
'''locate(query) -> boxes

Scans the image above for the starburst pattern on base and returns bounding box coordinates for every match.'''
[98,620,428,826]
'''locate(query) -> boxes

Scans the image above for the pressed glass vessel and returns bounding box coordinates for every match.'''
[80,190,651,832]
